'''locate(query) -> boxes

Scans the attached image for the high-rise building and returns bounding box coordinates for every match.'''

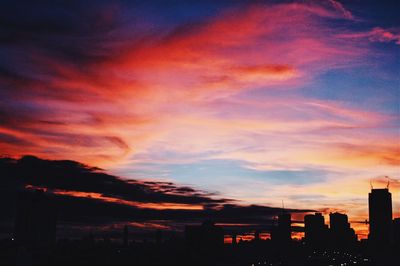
[232,233,237,245]
[368,188,392,245]
[14,190,57,249]
[254,230,260,241]
[156,229,163,244]
[271,213,291,243]
[330,212,348,231]
[329,212,357,248]
[123,225,129,247]
[393,218,400,246]
[185,221,224,251]
[304,213,328,247]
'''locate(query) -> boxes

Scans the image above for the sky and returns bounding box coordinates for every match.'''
[0,0,399,239]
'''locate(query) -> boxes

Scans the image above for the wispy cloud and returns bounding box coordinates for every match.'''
[339,27,400,45]
[0,1,374,165]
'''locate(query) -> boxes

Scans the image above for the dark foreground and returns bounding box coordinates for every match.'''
[0,238,398,266]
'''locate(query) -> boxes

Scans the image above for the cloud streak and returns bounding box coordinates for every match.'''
[339,27,400,45]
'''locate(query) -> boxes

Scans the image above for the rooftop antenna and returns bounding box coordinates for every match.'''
[385,176,390,189]
[370,180,373,190]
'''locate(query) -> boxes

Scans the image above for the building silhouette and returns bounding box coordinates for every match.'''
[123,225,128,247]
[329,212,356,248]
[13,189,57,249]
[304,212,328,247]
[368,188,392,245]
[231,233,237,245]
[156,229,163,245]
[254,230,260,241]
[393,218,400,246]
[185,221,224,251]
[271,213,291,244]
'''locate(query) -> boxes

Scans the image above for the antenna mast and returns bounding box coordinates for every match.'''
[385,176,390,189]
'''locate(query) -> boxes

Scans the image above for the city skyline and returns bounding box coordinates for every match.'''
[1,155,398,242]
[0,0,399,243]
[8,167,400,251]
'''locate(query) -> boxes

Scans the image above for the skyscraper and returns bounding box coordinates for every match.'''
[271,213,291,244]
[14,190,57,249]
[185,221,224,251]
[123,225,129,247]
[329,212,356,248]
[254,230,260,241]
[368,188,392,245]
[304,213,328,247]
[393,218,400,246]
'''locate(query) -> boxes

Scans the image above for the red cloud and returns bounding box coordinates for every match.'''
[0,1,392,172]
[368,27,400,45]
[338,27,400,45]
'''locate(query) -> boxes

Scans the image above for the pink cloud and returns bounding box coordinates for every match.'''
[369,27,400,45]
[327,0,354,20]
[339,27,400,45]
[1,1,395,175]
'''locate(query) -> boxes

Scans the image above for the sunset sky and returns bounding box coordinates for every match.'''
[0,0,399,239]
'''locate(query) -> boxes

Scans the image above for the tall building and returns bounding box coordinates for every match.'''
[304,213,328,247]
[271,213,291,243]
[254,230,260,241]
[329,212,356,248]
[368,188,392,245]
[156,229,163,244]
[232,233,237,245]
[123,225,129,247]
[393,218,400,246]
[185,221,224,251]
[14,190,57,249]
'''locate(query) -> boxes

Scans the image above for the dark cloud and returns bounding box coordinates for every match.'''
[1,155,226,205]
[0,155,312,238]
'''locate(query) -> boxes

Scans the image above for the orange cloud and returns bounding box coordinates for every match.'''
[53,189,204,210]
[1,1,370,167]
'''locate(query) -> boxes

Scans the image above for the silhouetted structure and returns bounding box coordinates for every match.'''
[368,188,392,245]
[232,233,237,245]
[271,213,291,244]
[123,225,128,247]
[304,212,328,247]
[13,190,57,249]
[156,229,162,244]
[393,218,400,246]
[254,230,260,241]
[185,221,224,251]
[329,212,356,248]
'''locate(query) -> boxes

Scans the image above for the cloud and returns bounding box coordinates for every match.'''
[0,1,372,167]
[339,27,400,45]
[368,27,400,45]
[3,155,228,206]
[327,0,354,20]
